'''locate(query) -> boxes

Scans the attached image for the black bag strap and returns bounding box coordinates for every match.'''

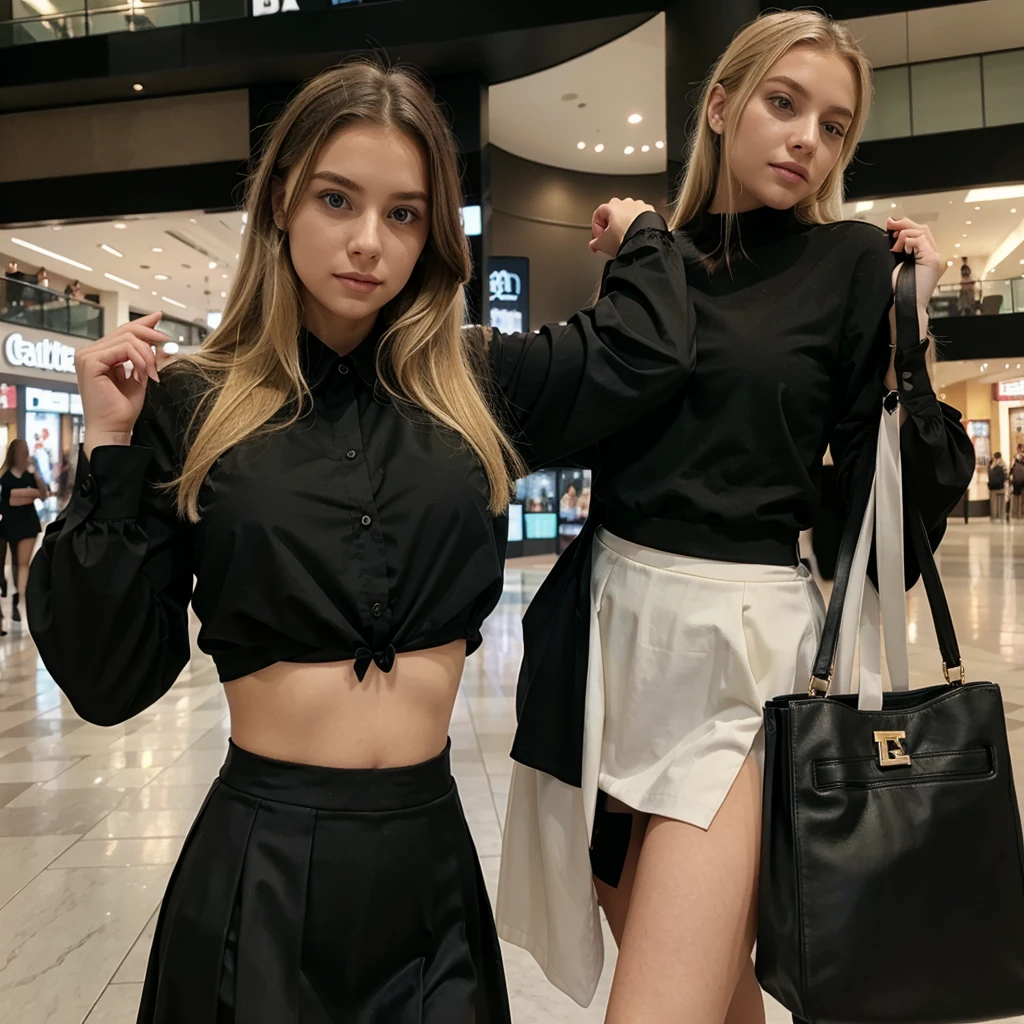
[810,252,964,692]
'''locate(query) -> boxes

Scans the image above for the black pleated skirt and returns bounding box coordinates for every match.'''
[138,740,510,1024]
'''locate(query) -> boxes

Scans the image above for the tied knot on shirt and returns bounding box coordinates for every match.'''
[354,645,397,681]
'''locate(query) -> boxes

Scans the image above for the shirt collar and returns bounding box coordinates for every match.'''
[300,322,383,390]
[682,204,802,256]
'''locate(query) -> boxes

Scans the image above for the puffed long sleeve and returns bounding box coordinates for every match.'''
[27,378,195,726]
[486,211,693,468]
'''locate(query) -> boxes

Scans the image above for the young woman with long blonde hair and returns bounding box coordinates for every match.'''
[498,12,974,1023]
[0,437,47,631]
[27,61,693,1022]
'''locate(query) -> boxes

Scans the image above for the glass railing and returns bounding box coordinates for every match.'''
[1,277,104,340]
[929,276,1024,318]
[0,0,244,46]
[863,47,1024,142]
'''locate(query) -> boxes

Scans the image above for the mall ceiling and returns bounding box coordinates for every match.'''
[491,0,1024,177]
[8,211,243,324]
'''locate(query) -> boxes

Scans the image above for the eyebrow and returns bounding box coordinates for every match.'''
[309,170,429,203]
[763,75,855,121]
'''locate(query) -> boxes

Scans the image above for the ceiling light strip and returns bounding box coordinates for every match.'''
[10,236,93,272]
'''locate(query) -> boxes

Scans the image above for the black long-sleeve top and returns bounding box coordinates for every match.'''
[27,213,693,726]
[595,205,974,564]
[510,204,975,788]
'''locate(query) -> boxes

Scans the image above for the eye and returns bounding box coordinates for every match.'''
[770,94,794,112]
[321,192,348,211]
[823,123,847,139]
[390,207,419,225]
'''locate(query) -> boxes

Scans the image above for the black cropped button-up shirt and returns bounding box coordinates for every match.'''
[27,212,693,726]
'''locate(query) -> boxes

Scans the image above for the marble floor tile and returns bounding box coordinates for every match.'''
[111,911,158,985]
[114,783,211,814]
[84,984,144,1024]
[50,837,185,868]
[0,865,168,1024]
[0,835,79,908]
[83,809,202,841]
[0,787,129,837]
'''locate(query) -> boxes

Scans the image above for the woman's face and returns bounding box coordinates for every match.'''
[278,123,432,340]
[710,46,857,212]
[12,442,28,470]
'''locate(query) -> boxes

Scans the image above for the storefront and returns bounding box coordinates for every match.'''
[1,324,85,516]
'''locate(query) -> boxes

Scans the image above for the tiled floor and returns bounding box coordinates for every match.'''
[0,519,1023,1023]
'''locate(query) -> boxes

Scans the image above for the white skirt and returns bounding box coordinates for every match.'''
[497,527,827,1007]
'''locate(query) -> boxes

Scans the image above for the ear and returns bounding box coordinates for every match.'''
[271,178,287,232]
[707,84,727,136]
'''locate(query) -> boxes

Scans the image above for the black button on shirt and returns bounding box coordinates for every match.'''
[26,213,695,726]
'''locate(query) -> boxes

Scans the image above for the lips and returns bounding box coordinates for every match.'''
[770,162,810,183]
[334,272,382,294]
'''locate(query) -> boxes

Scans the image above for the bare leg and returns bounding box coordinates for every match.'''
[603,756,764,1024]
[16,537,34,614]
[593,797,649,945]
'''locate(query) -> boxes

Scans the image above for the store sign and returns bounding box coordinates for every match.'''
[0,383,15,409]
[488,257,530,335]
[252,0,298,14]
[4,332,76,375]
[995,379,1024,401]
[26,386,70,413]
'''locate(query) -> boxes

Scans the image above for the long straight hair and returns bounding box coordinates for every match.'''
[1,438,27,475]
[668,11,873,242]
[171,60,524,522]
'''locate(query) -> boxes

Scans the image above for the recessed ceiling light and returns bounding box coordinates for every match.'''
[100,243,123,257]
[963,233,968,238]
[966,220,972,225]
[221,291,227,298]
[855,201,874,213]
[234,253,239,259]
[151,290,157,296]
[112,222,126,229]
[627,114,642,124]
[163,341,179,355]
[154,273,169,280]
[890,202,897,208]
[161,295,187,309]
[947,260,954,267]
[655,141,664,149]
[10,237,92,271]
[955,243,961,247]
[151,246,163,253]
[51,225,62,231]
[976,206,982,210]
[641,145,650,153]
[104,272,139,290]
[189,218,197,224]
[222,273,228,279]
[208,260,217,270]
[1013,208,1019,214]
[576,141,586,150]
[624,146,635,155]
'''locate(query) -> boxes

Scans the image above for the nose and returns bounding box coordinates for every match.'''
[789,114,818,157]
[348,211,383,263]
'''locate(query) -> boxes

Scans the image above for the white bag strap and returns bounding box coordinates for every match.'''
[831,399,909,710]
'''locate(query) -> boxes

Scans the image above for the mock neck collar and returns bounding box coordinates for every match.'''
[683,204,802,256]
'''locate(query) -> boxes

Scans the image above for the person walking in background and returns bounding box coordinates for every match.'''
[1011,453,1024,520]
[958,255,976,316]
[35,266,49,290]
[0,439,46,624]
[989,452,1008,522]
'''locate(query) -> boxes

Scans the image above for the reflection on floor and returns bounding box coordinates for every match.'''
[0,520,1023,1023]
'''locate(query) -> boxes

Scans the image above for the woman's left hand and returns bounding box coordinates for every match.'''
[887,216,943,308]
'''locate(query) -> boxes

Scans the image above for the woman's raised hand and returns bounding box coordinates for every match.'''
[590,198,657,257]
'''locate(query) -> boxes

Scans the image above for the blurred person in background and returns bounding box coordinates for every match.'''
[0,438,46,624]
[988,452,1007,522]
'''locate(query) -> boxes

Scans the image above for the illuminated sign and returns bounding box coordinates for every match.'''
[996,379,1024,400]
[3,332,76,375]
[488,257,529,335]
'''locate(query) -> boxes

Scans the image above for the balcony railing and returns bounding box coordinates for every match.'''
[1,277,104,340]
[929,276,1024,318]
[0,0,244,46]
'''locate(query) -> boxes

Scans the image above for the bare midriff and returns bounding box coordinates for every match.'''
[224,640,467,769]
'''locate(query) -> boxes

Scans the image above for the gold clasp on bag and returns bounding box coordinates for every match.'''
[943,661,966,685]
[874,730,911,768]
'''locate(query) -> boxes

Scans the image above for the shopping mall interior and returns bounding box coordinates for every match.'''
[1,0,1024,1021]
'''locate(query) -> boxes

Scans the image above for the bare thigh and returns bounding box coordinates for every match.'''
[597,757,765,1024]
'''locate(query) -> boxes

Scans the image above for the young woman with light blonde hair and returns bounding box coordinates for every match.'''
[28,60,693,1021]
[499,11,973,1022]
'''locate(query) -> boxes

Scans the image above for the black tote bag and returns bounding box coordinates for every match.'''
[755,259,1024,1024]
